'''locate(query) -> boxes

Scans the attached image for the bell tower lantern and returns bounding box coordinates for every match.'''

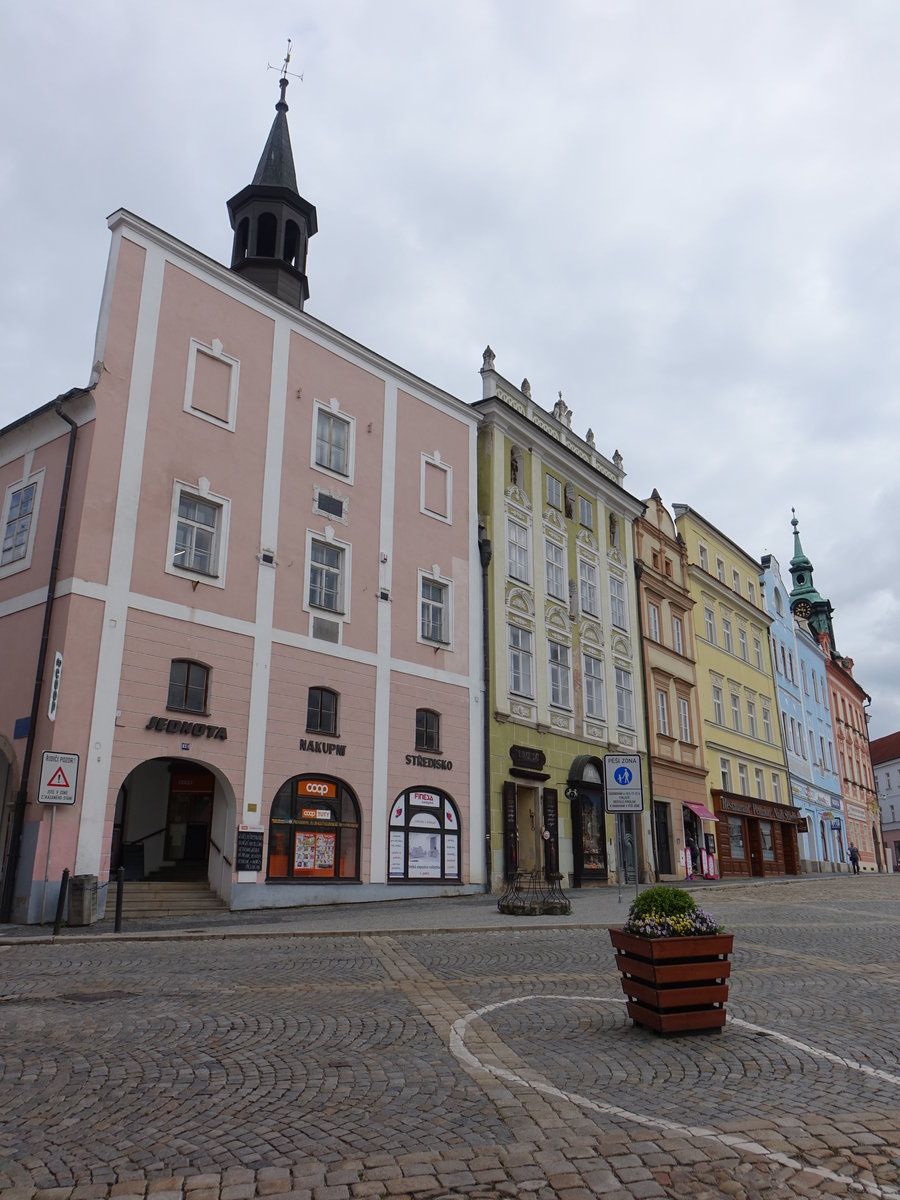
[227,68,317,310]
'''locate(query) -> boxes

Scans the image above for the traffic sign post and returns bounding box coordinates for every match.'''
[37,752,79,805]
[604,754,644,903]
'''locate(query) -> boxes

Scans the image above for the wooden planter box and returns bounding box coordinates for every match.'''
[609,927,734,1035]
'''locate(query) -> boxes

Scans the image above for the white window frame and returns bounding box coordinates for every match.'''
[311,399,355,483]
[183,337,239,431]
[738,763,750,795]
[730,692,742,732]
[722,616,733,654]
[753,636,763,670]
[166,479,230,589]
[0,470,45,579]
[772,773,782,804]
[417,567,453,648]
[548,640,571,709]
[648,602,661,643]
[712,685,725,725]
[762,706,773,742]
[754,767,766,800]
[678,696,691,743]
[746,697,758,739]
[506,517,530,583]
[508,623,534,698]
[656,688,670,736]
[738,627,748,661]
[720,757,732,791]
[615,667,635,728]
[672,614,684,655]
[546,473,562,510]
[747,580,757,605]
[579,557,599,617]
[578,495,593,529]
[716,556,726,583]
[610,576,628,630]
[583,653,604,719]
[698,543,709,571]
[704,606,716,644]
[420,453,453,524]
[304,530,351,620]
[545,537,566,600]
[732,567,741,593]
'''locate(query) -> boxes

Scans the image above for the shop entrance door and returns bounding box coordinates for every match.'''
[515,784,542,873]
[653,801,672,875]
[165,768,214,873]
[572,787,608,885]
[747,820,765,877]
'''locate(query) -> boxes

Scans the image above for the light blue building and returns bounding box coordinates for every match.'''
[759,515,845,872]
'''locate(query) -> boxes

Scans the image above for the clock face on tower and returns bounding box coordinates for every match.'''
[793,599,812,619]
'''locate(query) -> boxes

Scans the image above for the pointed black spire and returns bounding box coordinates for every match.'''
[227,66,317,310]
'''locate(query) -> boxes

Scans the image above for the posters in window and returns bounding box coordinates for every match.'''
[295,832,316,872]
[444,834,458,878]
[316,832,335,869]
[389,830,405,878]
[408,832,441,878]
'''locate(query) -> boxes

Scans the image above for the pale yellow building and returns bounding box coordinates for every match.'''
[672,506,803,877]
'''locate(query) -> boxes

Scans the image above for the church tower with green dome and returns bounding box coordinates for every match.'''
[788,509,836,652]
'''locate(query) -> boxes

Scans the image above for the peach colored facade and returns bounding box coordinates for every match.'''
[0,212,483,923]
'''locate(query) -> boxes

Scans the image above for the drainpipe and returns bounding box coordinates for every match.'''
[633,560,660,882]
[478,525,493,892]
[0,400,79,922]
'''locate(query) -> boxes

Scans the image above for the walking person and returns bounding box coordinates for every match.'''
[849,844,860,874]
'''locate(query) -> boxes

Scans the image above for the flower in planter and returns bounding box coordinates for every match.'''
[622,884,724,938]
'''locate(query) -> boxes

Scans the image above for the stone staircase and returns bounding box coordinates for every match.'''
[100,878,227,922]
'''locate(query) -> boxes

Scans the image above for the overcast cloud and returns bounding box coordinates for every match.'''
[2,2,899,735]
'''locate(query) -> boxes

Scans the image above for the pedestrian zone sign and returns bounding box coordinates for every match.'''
[603,754,644,813]
[38,751,79,805]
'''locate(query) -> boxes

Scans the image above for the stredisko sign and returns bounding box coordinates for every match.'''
[145,716,227,740]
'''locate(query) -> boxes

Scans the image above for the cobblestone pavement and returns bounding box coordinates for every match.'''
[1,877,898,1199]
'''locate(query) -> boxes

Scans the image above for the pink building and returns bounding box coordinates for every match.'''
[0,79,483,923]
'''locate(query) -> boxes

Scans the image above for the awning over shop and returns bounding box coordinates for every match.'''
[683,800,719,822]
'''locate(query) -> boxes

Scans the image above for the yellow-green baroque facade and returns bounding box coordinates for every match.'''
[475,349,649,891]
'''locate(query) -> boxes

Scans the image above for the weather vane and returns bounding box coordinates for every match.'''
[268,38,303,84]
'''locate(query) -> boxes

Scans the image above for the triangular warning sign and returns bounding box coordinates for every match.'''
[47,768,70,788]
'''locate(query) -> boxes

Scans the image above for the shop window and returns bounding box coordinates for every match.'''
[759,820,775,861]
[308,537,345,613]
[579,558,598,617]
[167,660,210,714]
[1,476,42,572]
[168,480,230,587]
[388,787,461,882]
[419,572,452,645]
[546,474,562,510]
[508,623,534,697]
[415,708,441,752]
[609,576,627,630]
[584,653,604,718]
[312,401,355,481]
[545,538,566,600]
[267,775,360,882]
[307,687,338,735]
[728,816,745,858]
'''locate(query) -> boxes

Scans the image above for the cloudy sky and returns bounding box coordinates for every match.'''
[2,2,899,735]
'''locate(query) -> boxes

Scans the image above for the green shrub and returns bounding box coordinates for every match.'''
[628,885,697,920]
